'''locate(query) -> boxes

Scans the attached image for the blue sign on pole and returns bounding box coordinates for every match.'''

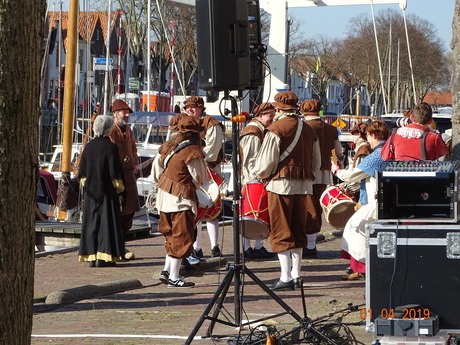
[94,58,113,65]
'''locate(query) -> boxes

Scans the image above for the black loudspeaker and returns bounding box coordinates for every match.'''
[196,0,250,91]
[247,0,265,89]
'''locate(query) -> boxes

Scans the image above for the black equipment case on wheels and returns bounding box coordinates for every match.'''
[366,222,460,332]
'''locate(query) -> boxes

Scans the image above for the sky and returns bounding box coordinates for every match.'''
[48,0,455,51]
[288,0,455,51]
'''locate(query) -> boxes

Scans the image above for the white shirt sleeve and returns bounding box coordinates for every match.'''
[150,154,164,183]
[336,166,369,184]
[187,157,208,187]
[254,131,280,179]
[203,124,224,163]
[241,134,261,183]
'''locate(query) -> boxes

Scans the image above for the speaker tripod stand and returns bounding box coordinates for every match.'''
[184,94,340,345]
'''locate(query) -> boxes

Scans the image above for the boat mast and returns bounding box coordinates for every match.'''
[61,0,78,175]
[117,9,123,96]
[169,20,176,112]
[103,0,112,115]
[147,0,151,111]
[57,2,63,143]
[396,39,400,110]
[387,23,392,112]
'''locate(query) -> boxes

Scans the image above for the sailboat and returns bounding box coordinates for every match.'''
[41,1,180,221]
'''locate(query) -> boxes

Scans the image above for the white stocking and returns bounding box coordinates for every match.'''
[254,239,263,250]
[206,219,219,248]
[193,222,203,250]
[277,250,292,282]
[290,247,303,279]
[168,256,182,281]
[163,254,171,272]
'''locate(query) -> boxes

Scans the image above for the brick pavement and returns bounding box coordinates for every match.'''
[32,217,374,345]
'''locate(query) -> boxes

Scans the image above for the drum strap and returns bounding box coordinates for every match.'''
[163,140,193,168]
[280,119,303,162]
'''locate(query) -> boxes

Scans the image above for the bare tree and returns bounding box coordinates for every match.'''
[151,2,198,94]
[104,0,199,95]
[451,0,460,160]
[290,35,345,107]
[119,0,148,82]
[341,8,448,114]
[167,5,199,94]
[92,0,148,85]
[260,8,270,43]
[0,1,45,344]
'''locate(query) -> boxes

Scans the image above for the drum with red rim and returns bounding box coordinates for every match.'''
[320,185,356,229]
[196,168,224,223]
[239,182,270,240]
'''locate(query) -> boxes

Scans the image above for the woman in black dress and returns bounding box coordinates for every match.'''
[78,115,126,267]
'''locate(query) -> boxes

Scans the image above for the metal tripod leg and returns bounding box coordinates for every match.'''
[184,265,237,345]
[205,265,239,337]
[185,263,305,345]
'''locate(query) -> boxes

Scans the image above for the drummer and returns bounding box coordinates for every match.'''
[300,100,342,259]
[254,91,321,291]
[239,103,276,259]
[170,96,225,261]
[331,120,390,280]
[150,116,208,287]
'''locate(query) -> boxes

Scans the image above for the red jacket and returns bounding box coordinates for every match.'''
[381,123,449,161]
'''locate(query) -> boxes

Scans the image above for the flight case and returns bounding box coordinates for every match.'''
[366,222,460,332]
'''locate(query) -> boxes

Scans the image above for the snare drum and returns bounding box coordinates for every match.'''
[320,185,356,229]
[196,168,225,222]
[195,185,214,224]
[239,182,270,240]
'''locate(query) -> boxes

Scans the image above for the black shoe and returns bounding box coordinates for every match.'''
[181,258,196,271]
[255,247,276,258]
[193,249,204,258]
[244,248,260,259]
[88,261,96,268]
[270,279,295,291]
[167,277,195,288]
[95,259,116,267]
[211,245,221,258]
[345,267,354,275]
[159,270,169,284]
[293,277,303,289]
[303,247,318,259]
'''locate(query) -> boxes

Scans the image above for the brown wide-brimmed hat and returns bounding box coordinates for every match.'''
[111,99,133,113]
[253,102,275,116]
[176,116,204,133]
[273,91,298,110]
[169,113,187,131]
[183,96,205,110]
[351,122,367,136]
[300,99,321,115]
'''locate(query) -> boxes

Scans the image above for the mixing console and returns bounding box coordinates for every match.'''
[380,160,459,178]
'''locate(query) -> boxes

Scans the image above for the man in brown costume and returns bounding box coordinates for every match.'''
[239,102,276,259]
[109,99,140,260]
[150,116,208,287]
[170,96,225,260]
[300,100,342,258]
[255,91,321,291]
